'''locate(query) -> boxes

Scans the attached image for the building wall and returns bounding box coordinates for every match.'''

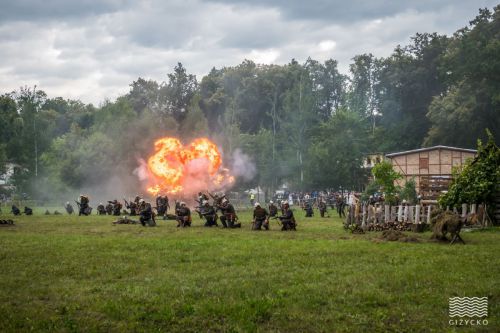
[389,148,476,193]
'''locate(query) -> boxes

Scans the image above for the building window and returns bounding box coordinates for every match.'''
[419,157,429,169]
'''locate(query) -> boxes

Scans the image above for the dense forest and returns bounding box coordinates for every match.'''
[0,7,499,200]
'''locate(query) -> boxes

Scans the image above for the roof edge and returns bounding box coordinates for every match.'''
[386,145,477,158]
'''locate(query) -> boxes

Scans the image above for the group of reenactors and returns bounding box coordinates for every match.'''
[4,192,300,231]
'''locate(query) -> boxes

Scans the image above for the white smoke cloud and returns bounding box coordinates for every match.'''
[230,148,256,181]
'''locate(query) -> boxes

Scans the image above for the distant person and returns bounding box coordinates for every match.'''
[110,199,122,216]
[278,202,296,231]
[318,200,328,218]
[176,202,191,228]
[268,201,278,217]
[64,202,74,215]
[304,202,313,217]
[250,193,255,207]
[252,203,269,230]
[200,200,217,227]
[138,199,156,227]
[105,202,113,215]
[24,206,33,215]
[11,205,21,216]
[77,195,91,216]
[155,195,169,216]
[218,199,240,228]
[97,203,106,215]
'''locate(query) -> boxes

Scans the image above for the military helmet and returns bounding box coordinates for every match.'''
[254,202,260,208]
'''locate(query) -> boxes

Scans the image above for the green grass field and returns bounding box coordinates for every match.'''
[0,208,499,332]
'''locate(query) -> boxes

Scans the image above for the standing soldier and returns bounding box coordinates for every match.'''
[278,202,297,231]
[78,195,91,216]
[110,200,122,216]
[318,200,328,218]
[64,202,74,215]
[336,195,346,218]
[200,200,217,227]
[155,195,169,217]
[304,202,314,217]
[249,192,255,207]
[97,203,106,215]
[105,202,113,215]
[176,202,192,227]
[252,203,269,230]
[138,199,156,227]
[268,201,278,217]
[124,199,138,216]
[218,199,241,228]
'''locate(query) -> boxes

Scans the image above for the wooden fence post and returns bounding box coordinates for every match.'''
[426,205,432,224]
[397,205,403,222]
[471,204,477,215]
[384,205,390,223]
[408,206,414,223]
[415,205,421,224]
[362,204,366,227]
[461,203,467,219]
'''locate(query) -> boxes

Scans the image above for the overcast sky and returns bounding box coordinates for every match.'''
[0,0,496,105]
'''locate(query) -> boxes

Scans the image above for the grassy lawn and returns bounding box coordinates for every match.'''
[0,208,499,332]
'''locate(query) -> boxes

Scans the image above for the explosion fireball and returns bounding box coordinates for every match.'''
[145,137,234,195]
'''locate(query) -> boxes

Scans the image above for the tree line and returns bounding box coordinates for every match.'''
[0,7,498,200]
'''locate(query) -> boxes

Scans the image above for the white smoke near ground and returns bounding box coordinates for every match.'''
[230,148,256,181]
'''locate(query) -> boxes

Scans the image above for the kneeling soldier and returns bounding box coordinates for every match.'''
[200,200,217,227]
[138,199,156,227]
[252,203,269,230]
[176,202,192,227]
[278,202,297,231]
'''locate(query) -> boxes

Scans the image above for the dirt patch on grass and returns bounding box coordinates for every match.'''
[377,230,420,243]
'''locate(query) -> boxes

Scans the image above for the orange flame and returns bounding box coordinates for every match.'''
[146,137,233,195]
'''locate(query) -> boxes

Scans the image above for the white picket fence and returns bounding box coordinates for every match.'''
[358,203,483,226]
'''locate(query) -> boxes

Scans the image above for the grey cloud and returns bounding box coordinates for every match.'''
[203,0,498,22]
[0,0,133,23]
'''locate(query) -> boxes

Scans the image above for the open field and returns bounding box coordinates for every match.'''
[0,209,499,332]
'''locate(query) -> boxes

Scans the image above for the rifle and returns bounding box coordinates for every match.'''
[74,200,81,208]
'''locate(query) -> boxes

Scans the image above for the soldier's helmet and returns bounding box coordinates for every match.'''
[203,200,209,206]
[180,202,186,206]
[254,202,260,208]
[66,201,70,205]
[269,201,274,204]
[139,199,145,205]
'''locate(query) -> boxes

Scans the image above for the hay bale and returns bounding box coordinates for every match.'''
[431,211,463,241]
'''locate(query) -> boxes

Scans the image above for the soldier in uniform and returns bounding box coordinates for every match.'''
[24,206,33,215]
[304,202,314,217]
[155,195,169,217]
[218,199,241,228]
[105,202,113,215]
[268,201,278,217]
[252,203,269,230]
[64,202,74,215]
[138,199,156,227]
[176,202,192,227]
[336,195,346,218]
[318,200,328,218]
[200,200,217,227]
[124,199,138,216]
[110,199,122,216]
[97,203,106,215]
[78,195,91,216]
[278,202,297,231]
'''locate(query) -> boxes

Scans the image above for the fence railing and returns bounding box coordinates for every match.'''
[347,203,487,227]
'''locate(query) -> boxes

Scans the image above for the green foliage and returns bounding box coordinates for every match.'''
[439,131,500,208]
[371,161,402,205]
[399,178,418,204]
